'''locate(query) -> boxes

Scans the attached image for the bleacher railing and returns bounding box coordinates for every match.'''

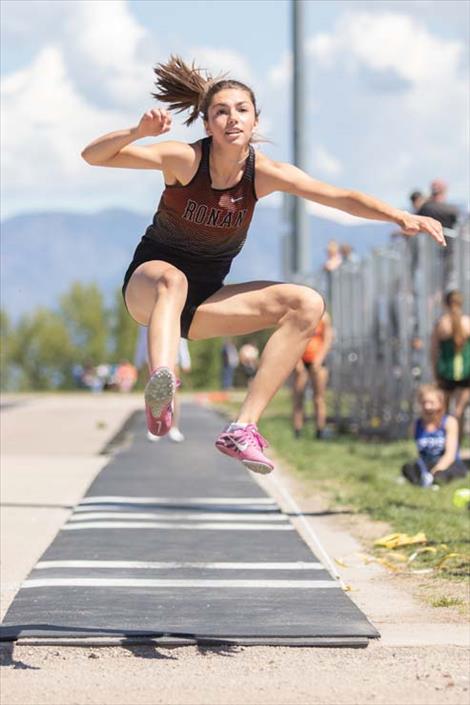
[308,219,470,439]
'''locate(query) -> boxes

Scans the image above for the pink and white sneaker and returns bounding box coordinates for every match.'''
[144,367,179,437]
[215,423,274,475]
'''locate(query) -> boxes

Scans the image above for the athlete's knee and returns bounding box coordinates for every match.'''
[156,267,188,296]
[283,285,325,332]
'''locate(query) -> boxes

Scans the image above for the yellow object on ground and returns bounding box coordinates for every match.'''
[374,532,427,549]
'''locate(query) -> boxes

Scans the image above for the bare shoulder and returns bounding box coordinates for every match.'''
[254,151,290,178]
[254,152,298,198]
[160,140,202,184]
[150,139,199,162]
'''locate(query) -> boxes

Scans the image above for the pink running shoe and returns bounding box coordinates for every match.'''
[144,367,179,437]
[215,423,274,475]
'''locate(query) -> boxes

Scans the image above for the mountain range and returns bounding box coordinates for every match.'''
[1,206,394,321]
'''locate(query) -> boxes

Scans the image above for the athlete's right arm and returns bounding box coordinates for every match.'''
[80,108,189,171]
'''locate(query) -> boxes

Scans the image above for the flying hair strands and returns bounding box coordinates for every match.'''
[152,55,226,126]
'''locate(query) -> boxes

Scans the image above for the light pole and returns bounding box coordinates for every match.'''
[291,0,310,278]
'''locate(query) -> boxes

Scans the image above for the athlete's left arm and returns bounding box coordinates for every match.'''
[255,159,446,247]
[432,416,459,473]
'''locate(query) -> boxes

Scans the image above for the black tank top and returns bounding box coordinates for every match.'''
[145,137,257,265]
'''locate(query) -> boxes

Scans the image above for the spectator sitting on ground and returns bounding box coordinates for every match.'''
[401,384,467,487]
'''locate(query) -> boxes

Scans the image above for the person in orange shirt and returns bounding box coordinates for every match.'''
[292,312,333,439]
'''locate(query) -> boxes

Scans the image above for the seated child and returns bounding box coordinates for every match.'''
[402,384,467,487]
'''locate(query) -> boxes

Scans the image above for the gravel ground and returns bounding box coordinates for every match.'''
[1,642,469,705]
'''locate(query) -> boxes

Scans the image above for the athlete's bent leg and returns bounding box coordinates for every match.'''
[124,261,188,435]
[124,261,188,372]
[189,281,324,472]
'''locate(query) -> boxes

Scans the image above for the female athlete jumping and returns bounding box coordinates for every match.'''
[81,56,445,475]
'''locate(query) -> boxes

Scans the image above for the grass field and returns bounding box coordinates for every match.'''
[214,388,470,582]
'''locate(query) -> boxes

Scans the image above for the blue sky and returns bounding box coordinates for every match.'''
[1,0,469,223]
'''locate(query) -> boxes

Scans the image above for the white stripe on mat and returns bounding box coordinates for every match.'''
[63,522,293,531]
[36,560,325,570]
[22,578,339,589]
[68,512,287,523]
[78,497,277,506]
[74,504,280,514]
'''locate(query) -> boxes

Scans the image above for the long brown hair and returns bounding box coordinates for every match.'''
[152,55,260,127]
[445,289,466,352]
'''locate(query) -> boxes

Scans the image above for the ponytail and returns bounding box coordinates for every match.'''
[152,55,259,128]
[445,290,465,352]
[152,55,215,126]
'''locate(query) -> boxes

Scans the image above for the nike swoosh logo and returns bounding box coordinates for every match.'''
[230,438,250,451]
[231,196,244,203]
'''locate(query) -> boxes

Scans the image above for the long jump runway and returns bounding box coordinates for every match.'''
[1,403,379,647]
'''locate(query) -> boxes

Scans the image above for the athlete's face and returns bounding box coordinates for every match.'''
[205,89,258,146]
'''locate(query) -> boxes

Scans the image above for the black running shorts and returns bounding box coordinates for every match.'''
[122,235,227,339]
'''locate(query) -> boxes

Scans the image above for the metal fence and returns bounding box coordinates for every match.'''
[308,219,470,439]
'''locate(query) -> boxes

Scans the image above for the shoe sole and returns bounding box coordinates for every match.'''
[145,368,175,418]
[241,460,274,475]
[215,443,274,475]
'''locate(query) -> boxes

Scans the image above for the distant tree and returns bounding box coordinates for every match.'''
[109,288,139,363]
[59,282,109,364]
[0,309,13,390]
[188,338,223,389]
[9,308,75,389]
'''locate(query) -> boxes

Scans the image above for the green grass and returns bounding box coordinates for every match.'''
[430,596,466,608]
[215,389,470,580]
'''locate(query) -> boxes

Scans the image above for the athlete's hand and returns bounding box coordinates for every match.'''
[135,108,172,138]
[398,211,446,247]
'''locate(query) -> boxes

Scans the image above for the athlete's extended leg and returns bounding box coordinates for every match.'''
[189,281,325,472]
[124,261,188,435]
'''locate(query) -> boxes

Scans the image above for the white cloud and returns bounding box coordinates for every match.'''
[267,9,468,204]
[2,1,154,110]
[307,11,466,99]
[0,41,198,218]
[268,52,292,87]
[313,146,343,177]
[187,47,256,91]
[0,2,203,217]
[1,1,468,220]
